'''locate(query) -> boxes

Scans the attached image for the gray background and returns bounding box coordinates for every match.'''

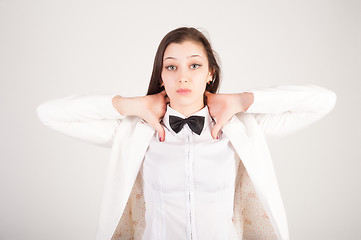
[1,0,360,239]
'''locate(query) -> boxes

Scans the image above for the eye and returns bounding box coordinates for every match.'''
[165,65,176,71]
[165,64,201,71]
[190,64,201,69]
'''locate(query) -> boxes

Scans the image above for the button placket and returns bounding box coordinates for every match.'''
[184,126,197,240]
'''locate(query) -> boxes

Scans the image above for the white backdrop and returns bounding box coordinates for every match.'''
[1,0,360,239]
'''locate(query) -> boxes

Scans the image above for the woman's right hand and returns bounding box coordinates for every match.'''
[112,89,169,142]
[138,90,169,142]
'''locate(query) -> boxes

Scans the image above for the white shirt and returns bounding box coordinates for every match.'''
[141,103,240,240]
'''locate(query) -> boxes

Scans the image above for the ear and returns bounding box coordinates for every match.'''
[207,69,215,84]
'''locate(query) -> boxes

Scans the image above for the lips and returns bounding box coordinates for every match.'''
[177,88,191,95]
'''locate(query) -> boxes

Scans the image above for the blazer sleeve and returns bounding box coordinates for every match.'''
[36,93,126,149]
[241,84,337,139]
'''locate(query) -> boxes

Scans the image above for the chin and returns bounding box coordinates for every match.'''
[170,98,194,106]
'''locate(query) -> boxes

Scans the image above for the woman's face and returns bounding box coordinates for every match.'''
[161,40,213,114]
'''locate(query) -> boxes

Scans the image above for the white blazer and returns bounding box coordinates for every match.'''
[36,84,337,240]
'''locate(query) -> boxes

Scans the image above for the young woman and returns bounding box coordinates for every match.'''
[37,27,337,240]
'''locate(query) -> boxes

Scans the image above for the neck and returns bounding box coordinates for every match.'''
[169,101,205,117]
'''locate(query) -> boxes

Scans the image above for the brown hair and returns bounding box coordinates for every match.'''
[146,26,222,105]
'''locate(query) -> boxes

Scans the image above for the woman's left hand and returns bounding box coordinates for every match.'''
[205,91,247,140]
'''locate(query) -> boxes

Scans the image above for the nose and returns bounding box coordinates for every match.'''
[178,69,190,84]
[179,77,188,84]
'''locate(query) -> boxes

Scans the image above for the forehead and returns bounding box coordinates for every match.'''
[163,40,206,59]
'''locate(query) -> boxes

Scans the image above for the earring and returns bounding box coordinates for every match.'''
[208,76,215,84]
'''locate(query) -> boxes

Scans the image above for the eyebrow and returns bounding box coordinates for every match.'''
[163,54,203,61]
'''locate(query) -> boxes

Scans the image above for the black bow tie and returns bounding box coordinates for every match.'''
[169,115,205,135]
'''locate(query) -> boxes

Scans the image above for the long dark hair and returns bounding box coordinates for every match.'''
[146,27,222,105]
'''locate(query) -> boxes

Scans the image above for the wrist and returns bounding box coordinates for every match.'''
[112,95,144,117]
[240,92,254,112]
[232,92,254,113]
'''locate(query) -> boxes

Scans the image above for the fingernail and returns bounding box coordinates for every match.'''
[216,135,219,139]
[159,137,163,142]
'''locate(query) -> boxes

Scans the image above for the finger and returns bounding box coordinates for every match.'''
[156,123,166,142]
[147,115,166,142]
[149,121,165,142]
[211,121,224,140]
[211,124,219,140]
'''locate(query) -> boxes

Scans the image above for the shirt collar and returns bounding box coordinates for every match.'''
[162,103,214,136]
